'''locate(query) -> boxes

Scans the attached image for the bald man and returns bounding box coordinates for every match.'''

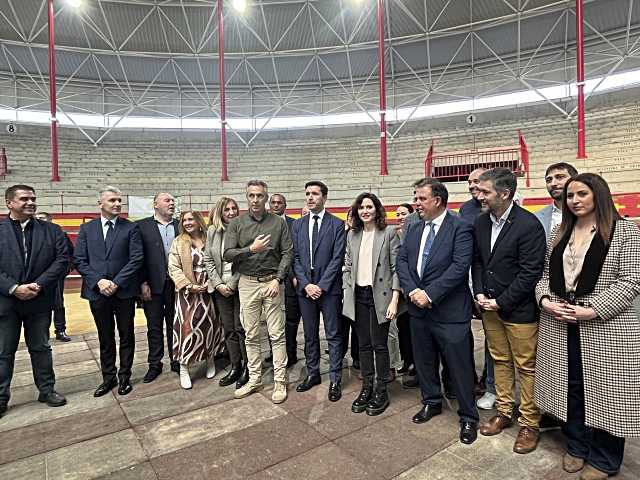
[137,193,181,382]
[459,168,486,223]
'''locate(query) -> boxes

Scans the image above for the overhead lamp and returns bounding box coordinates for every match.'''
[232,0,247,13]
[66,0,82,8]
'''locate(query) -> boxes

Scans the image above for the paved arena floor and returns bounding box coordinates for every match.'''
[2,299,640,479]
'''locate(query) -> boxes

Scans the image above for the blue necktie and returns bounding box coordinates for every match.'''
[421,222,435,277]
[311,214,319,268]
[105,220,115,251]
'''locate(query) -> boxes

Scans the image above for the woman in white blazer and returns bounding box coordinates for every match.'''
[343,192,401,417]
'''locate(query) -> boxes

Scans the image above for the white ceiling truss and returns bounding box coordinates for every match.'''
[0,0,639,145]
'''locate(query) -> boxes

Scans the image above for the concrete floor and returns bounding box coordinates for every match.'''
[2,318,640,480]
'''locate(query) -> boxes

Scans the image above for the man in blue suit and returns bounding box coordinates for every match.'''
[397,177,480,445]
[74,186,144,398]
[291,181,345,401]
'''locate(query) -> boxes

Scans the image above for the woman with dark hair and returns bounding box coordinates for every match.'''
[204,197,249,389]
[395,203,415,376]
[535,173,640,479]
[343,193,401,416]
[169,210,225,390]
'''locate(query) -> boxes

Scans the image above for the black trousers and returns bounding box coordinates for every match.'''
[410,316,479,424]
[89,296,136,383]
[0,309,55,405]
[214,291,246,366]
[340,313,359,361]
[397,311,413,367]
[563,324,625,474]
[284,293,302,359]
[52,276,67,333]
[440,327,478,390]
[354,286,390,391]
[142,279,175,370]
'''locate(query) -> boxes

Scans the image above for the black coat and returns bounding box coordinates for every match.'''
[472,204,546,323]
[0,217,70,315]
[137,216,180,295]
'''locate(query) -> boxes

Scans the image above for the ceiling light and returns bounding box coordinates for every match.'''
[232,0,247,13]
[66,0,82,8]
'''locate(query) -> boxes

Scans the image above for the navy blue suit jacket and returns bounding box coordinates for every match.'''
[292,212,345,296]
[74,217,144,301]
[396,212,473,323]
[0,218,69,315]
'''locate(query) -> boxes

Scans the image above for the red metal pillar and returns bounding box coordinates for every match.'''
[218,0,229,181]
[576,0,587,159]
[377,0,388,176]
[47,0,60,182]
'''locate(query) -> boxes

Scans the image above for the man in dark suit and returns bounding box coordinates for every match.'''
[137,193,180,383]
[292,181,345,401]
[0,185,69,417]
[396,177,479,445]
[472,167,546,454]
[35,211,73,342]
[74,186,144,397]
[270,193,301,367]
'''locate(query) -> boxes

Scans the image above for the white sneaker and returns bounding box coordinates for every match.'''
[234,380,263,399]
[206,357,216,379]
[271,381,288,404]
[476,391,496,410]
[180,365,192,390]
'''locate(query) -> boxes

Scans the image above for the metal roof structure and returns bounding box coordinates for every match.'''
[1,0,639,145]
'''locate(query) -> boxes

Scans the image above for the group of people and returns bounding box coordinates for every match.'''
[1,160,639,480]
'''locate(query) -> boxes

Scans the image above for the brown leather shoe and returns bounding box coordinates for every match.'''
[479,414,512,436]
[579,464,610,480]
[563,453,585,473]
[513,426,539,454]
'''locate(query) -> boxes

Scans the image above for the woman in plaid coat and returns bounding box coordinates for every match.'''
[535,173,640,480]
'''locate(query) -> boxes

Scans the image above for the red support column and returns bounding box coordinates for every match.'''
[47,0,60,181]
[377,0,388,176]
[218,0,229,181]
[576,0,587,159]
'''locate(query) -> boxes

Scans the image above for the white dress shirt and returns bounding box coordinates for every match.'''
[551,203,562,232]
[308,209,326,267]
[416,209,447,276]
[101,215,117,240]
[489,202,514,251]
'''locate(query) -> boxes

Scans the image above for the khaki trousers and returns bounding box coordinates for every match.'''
[238,276,287,384]
[483,311,540,428]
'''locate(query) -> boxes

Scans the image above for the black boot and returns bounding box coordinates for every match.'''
[219,363,242,387]
[365,388,389,416]
[351,383,373,414]
[235,366,249,389]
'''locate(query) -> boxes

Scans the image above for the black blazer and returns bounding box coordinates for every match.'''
[74,217,144,301]
[397,212,474,323]
[137,216,180,295]
[0,217,69,315]
[472,204,546,323]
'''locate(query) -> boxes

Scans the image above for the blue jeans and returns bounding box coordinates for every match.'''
[484,340,496,394]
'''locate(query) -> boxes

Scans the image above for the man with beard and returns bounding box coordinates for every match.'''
[536,163,578,239]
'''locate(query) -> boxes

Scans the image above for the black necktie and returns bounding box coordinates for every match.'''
[311,214,319,268]
[105,220,115,251]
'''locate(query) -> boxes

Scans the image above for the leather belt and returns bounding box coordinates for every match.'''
[244,273,278,283]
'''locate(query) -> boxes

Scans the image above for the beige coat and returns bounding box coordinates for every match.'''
[203,226,240,293]
[167,237,199,291]
[342,225,401,324]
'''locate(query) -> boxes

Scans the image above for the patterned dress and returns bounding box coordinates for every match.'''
[173,247,224,365]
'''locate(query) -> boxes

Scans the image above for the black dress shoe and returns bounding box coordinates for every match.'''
[539,413,564,431]
[55,331,72,342]
[0,404,6,417]
[143,367,162,383]
[219,363,242,387]
[352,359,360,370]
[296,375,321,392]
[352,384,373,413]
[94,379,118,397]
[402,376,419,389]
[365,389,389,416]
[460,422,478,444]
[170,361,180,374]
[328,382,342,402]
[118,380,133,396]
[236,367,249,389]
[38,391,67,407]
[286,356,299,368]
[412,404,442,424]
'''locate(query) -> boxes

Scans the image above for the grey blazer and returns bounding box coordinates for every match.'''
[342,225,401,324]
[204,226,240,293]
[535,204,554,239]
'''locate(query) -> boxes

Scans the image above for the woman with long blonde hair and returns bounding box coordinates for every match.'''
[204,197,249,389]
[168,209,224,389]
